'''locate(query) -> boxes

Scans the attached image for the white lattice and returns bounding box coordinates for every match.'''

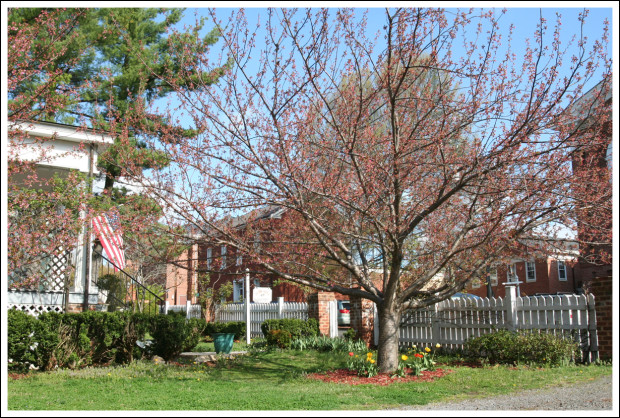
[8,304,65,317]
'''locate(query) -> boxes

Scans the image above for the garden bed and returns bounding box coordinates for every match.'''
[307,368,452,386]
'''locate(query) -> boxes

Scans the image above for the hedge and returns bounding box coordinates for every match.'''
[7,309,205,371]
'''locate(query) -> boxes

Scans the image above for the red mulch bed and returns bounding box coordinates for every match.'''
[307,368,452,386]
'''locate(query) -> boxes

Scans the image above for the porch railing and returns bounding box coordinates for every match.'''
[92,250,164,315]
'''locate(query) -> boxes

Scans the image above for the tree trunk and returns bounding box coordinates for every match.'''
[377,306,401,373]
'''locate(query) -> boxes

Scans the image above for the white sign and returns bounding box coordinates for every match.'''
[253,287,272,304]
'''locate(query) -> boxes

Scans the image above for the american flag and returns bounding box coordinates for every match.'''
[92,208,126,271]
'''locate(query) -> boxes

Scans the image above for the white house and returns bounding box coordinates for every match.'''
[7,120,115,314]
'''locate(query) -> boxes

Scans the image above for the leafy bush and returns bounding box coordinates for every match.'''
[149,313,197,362]
[203,321,246,340]
[8,310,153,372]
[343,328,357,341]
[32,312,64,370]
[265,329,292,349]
[184,318,207,351]
[464,330,579,366]
[261,318,319,340]
[7,309,38,372]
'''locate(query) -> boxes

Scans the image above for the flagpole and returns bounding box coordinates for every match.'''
[82,143,95,312]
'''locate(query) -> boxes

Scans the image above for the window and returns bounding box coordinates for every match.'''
[525,261,536,282]
[489,268,498,286]
[206,248,212,269]
[233,279,244,302]
[221,245,227,269]
[507,264,518,282]
[558,261,567,281]
[236,253,242,266]
[253,232,261,252]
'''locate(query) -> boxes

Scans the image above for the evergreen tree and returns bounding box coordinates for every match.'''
[8,7,228,191]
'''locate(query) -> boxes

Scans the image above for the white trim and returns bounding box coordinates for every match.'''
[10,121,114,145]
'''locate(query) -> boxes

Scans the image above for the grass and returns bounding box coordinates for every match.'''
[7,350,612,410]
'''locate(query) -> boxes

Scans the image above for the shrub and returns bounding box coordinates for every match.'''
[266,329,292,349]
[32,312,64,370]
[7,309,38,372]
[464,329,579,366]
[8,310,154,371]
[184,318,207,351]
[261,318,319,340]
[343,328,357,341]
[203,321,246,340]
[149,313,204,362]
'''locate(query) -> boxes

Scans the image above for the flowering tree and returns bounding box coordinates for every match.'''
[7,8,203,287]
[7,8,95,284]
[122,8,611,372]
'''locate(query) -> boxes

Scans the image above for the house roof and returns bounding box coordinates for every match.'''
[9,120,115,145]
[563,79,612,122]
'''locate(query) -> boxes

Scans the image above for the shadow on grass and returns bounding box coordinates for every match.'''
[214,350,346,384]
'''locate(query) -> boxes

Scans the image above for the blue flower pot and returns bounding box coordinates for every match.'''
[212,333,235,354]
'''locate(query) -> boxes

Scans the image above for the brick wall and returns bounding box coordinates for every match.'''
[307,292,336,336]
[467,258,579,298]
[350,295,375,346]
[583,276,613,360]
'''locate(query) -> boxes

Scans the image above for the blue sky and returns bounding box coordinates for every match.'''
[175,5,613,93]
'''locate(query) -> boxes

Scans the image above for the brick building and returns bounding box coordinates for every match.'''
[164,207,339,305]
[567,80,613,359]
[464,254,580,298]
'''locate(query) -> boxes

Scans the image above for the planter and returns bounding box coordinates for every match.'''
[212,333,235,354]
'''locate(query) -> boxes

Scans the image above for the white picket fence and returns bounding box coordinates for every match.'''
[394,284,598,361]
[164,301,202,319]
[216,297,308,338]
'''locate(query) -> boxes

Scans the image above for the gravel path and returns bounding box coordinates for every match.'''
[396,374,614,410]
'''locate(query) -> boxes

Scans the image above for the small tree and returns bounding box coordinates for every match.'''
[196,273,233,322]
[122,8,610,372]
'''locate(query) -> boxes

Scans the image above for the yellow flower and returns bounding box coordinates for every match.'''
[367,352,373,357]
[435,343,441,348]
[425,347,431,352]
[370,359,375,364]
[412,345,417,349]
[401,355,408,361]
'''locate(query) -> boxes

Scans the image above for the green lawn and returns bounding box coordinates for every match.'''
[7,350,612,410]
